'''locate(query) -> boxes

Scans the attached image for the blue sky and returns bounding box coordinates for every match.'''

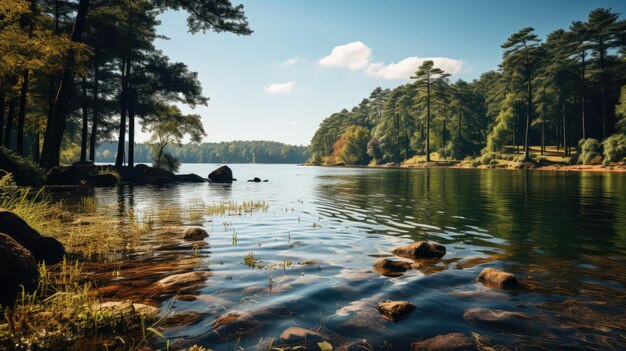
[146,0,626,146]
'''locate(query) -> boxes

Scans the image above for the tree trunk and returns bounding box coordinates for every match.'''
[4,99,16,149]
[562,100,567,156]
[128,88,135,167]
[581,52,586,140]
[80,76,88,162]
[524,72,532,161]
[40,0,90,168]
[115,55,130,167]
[0,93,4,146]
[442,118,446,151]
[89,55,99,162]
[600,44,607,139]
[34,132,40,162]
[16,70,29,155]
[426,81,431,162]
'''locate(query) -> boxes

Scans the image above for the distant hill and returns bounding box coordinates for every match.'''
[96,140,310,164]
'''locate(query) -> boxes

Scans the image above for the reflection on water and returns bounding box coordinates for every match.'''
[50,165,626,350]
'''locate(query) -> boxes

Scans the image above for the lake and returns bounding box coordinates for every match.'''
[49,164,626,350]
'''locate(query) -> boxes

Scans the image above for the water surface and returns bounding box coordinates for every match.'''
[51,164,626,350]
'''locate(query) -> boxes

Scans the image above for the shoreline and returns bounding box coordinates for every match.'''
[304,161,626,173]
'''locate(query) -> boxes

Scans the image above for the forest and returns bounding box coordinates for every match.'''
[0,0,252,170]
[95,140,309,164]
[309,8,626,166]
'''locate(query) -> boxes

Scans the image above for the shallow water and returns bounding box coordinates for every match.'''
[50,164,626,350]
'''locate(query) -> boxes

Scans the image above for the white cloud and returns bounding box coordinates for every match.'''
[264,81,296,94]
[281,57,306,65]
[320,41,464,80]
[319,41,372,70]
[366,57,464,80]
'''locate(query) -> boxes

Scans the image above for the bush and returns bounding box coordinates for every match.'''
[0,146,46,185]
[480,153,498,165]
[470,159,481,167]
[446,138,463,160]
[602,134,626,165]
[577,138,602,165]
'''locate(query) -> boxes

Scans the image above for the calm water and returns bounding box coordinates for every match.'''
[51,164,626,350]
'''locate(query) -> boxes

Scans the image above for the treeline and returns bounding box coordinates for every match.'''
[310,8,626,165]
[96,140,309,164]
[0,0,251,169]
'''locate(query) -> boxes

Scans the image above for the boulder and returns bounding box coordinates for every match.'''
[141,166,175,179]
[209,165,233,183]
[97,301,159,318]
[0,233,38,302]
[47,165,89,185]
[375,300,415,322]
[174,173,206,183]
[0,209,65,264]
[212,311,258,339]
[391,241,446,259]
[463,308,531,332]
[373,258,412,277]
[248,177,261,182]
[478,268,520,289]
[87,174,118,187]
[279,327,326,344]
[183,227,209,241]
[411,333,476,351]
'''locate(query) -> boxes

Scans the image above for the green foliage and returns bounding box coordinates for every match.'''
[0,146,45,185]
[332,126,371,165]
[616,85,626,133]
[602,134,626,164]
[578,138,602,165]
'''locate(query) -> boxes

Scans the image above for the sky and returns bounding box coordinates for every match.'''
[143,0,626,146]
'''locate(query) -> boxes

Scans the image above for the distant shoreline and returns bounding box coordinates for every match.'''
[305,161,626,173]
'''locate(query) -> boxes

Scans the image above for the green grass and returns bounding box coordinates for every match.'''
[0,146,46,185]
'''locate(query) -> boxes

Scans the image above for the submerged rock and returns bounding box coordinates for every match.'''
[0,233,38,302]
[279,327,326,344]
[411,333,476,351]
[373,258,412,277]
[248,177,262,182]
[463,307,531,332]
[337,340,372,351]
[183,227,209,241]
[47,165,89,185]
[0,209,65,264]
[391,241,446,259]
[212,311,258,339]
[209,165,233,183]
[156,271,211,290]
[86,173,118,186]
[375,300,415,322]
[478,268,520,289]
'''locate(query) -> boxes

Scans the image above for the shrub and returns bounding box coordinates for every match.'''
[602,134,626,165]
[470,159,481,167]
[0,146,46,185]
[480,153,497,165]
[577,138,602,165]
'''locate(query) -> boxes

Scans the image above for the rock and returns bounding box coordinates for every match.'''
[0,233,38,302]
[337,340,372,351]
[47,165,89,185]
[411,333,475,351]
[478,268,520,289]
[212,311,258,339]
[391,241,446,259]
[140,176,173,185]
[183,227,209,241]
[87,173,118,187]
[248,177,261,182]
[156,271,211,290]
[263,179,269,182]
[463,308,531,332]
[174,173,205,183]
[373,258,412,277]
[141,166,175,179]
[375,300,415,322]
[0,209,65,264]
[209,165,233,183]
[279,327,326,344]
[97,301,159,318]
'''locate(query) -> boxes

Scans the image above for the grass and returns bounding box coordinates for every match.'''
[0,146,46,185]
[0,173,272,350]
